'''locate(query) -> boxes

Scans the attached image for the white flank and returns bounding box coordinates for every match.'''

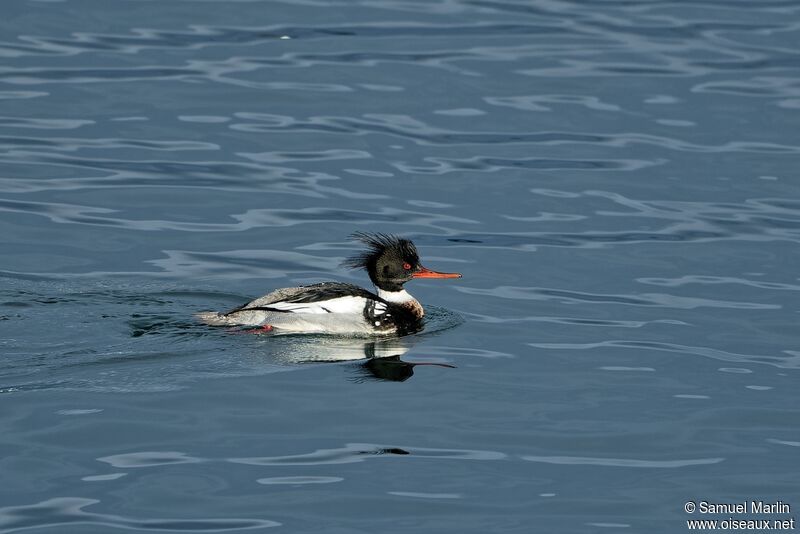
[377,288,415,303]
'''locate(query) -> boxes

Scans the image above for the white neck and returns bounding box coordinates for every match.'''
[377,288,415,304]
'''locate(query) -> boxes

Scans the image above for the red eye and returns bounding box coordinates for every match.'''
[402,262,412,270]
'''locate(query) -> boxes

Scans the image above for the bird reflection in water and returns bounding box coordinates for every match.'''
[267,336,455,382]
[355,342,455,382]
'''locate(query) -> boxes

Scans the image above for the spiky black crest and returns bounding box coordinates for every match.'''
[341,232,418,270]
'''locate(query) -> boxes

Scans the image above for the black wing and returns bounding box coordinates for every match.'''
[226,282,385,315]
[277,282,382,304]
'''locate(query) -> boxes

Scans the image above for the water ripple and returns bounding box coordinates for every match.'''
[238,148,371,163]
[425,190,800,249]
[0,155,378,198]
[0,198,476,232]
[392,155,662,174]
[0,65,205,84]
[520,455,724,468]
[465,312,687,328]
[228,113,800,153]
[0,23,569,58]
[256,476,343,485]
[228,443,506,466]
[528,340,800,369]
[96,443,507,475]
[388,491,462,499]
[0,117,93,129]
[457,286,780,310]
[637,275,800,290]
[485,94,623,112]
[0,90,48,100]
[98,451,205,468]
[0,136,217,152]
[0,498,278,533]
[147,249,339,277]
[694,76,800,99]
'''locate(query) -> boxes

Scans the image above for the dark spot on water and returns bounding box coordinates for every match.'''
[358,447,410,455]
[2,301,31,307]
[380,448,410,455]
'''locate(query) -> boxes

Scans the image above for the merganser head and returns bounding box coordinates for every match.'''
[342,232,461,292]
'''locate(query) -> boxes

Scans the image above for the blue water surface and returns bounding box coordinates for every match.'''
[1,0,799,532]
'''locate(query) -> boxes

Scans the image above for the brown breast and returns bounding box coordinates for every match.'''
[401,299,424,319]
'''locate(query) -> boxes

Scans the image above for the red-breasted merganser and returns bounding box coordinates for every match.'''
[197,233,461,335]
